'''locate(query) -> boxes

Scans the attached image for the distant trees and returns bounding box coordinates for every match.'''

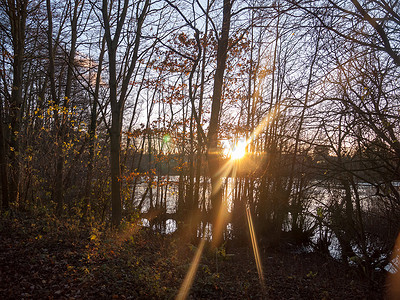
[293,0,400,270]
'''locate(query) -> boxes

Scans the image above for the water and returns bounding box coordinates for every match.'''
[140,218,177,234]
[132,176,242,239]
[132,175,399,265]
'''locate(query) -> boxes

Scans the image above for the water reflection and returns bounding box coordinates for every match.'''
[135,176,398,263]
[140,218,177,235]
[140,217,235,241]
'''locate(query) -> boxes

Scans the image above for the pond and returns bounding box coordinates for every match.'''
[132,175,399,269]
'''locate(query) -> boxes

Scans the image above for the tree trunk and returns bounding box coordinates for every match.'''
[207,0,231,247]
[8,0,28,205]
[102,0,149,227]
[0,95,9,210]
[110,112,122,226]
[83,36,106,218]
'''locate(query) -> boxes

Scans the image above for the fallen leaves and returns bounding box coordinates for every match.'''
[0,214,384,299]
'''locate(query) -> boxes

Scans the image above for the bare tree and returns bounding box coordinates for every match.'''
[207,0,232,246]
[101,0,150,226]
[2,0,29,205]
[292,0,400,66]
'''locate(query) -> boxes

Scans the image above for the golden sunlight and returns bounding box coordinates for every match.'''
[222,140,246,160]
[387,233,400,299]
[231,140,246,160]
[176,239,206,300]
[246,206,265,294]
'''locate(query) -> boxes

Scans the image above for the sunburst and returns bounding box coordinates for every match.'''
[231,140,246,160]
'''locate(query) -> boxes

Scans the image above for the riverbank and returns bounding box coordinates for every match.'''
[0,212,384,299]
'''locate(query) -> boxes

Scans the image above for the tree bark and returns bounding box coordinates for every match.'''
[83,36,106,219]
[207,0,232,247]
[102,0,150,227]
[7,0,29,205]
[0,94,9,210]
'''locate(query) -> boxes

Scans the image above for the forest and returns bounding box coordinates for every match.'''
[1,0,400,299]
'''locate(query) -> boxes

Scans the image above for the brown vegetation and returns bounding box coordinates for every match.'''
[0,213,384,299]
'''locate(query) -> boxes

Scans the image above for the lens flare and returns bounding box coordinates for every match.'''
[177,103,279,298]
[387,233,400,299]
[246,206,265,294]
[163,134,171,143]
[176,239,206,300]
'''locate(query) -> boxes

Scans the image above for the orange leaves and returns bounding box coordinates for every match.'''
[124,129,143,139]
[122,168,158,184]
[122,171,141,183]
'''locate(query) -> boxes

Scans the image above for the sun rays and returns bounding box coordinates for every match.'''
[222,139,247,160]
[176,105,278,298]
[246,205,266,294]
[231,140,246,160]
[176,239,206,300]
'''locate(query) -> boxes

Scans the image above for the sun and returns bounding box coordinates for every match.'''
[221,139,247,160]
[230,140,246,160]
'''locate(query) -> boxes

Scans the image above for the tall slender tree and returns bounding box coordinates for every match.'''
[207,0,232,246]
[101,0,150,226]
[4,0,29,205]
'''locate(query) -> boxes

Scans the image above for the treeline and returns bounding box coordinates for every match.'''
[1,0,400,278]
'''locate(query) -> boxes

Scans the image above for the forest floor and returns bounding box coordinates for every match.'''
[0,212,385,299]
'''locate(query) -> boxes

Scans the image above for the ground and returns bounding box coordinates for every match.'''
[0,212,385,299]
